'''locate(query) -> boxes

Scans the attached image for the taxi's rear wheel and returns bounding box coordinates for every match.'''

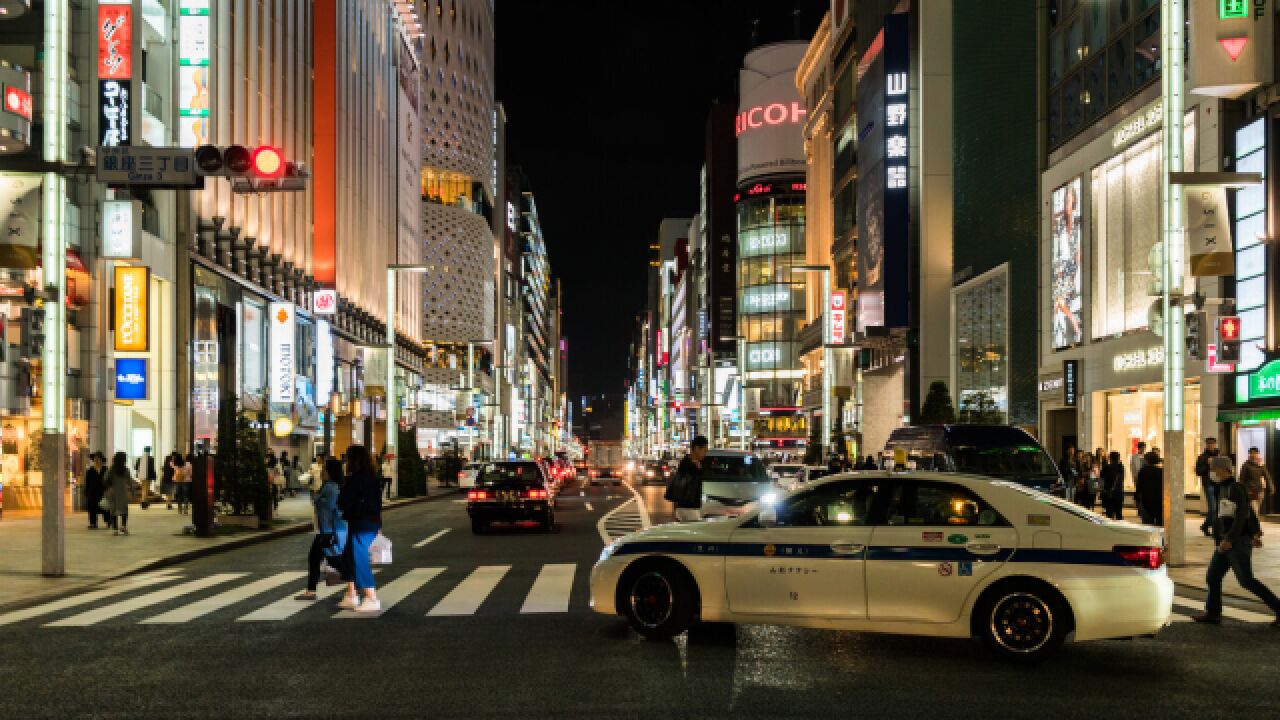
[620,561,697,641]
[975,580,1069,663]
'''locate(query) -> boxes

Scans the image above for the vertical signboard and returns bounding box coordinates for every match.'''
[114,357,148,401]
[0,175,41,268]
[1187,186,1235,275]
[102,199,140,258]
[829,290,848,344]
[1233,117,1267,371]
[178,0,212,147]
[856,13,910,330]
[1062,359,1079,407]
[192,286,220,442]
[1051,178,1083,348]
[113,265,149,352]
[98,2,133,148]
[269,302,296,404]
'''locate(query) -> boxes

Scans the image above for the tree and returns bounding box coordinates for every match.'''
[214,392,272,520]
[396,427,427,497]
[919,381,957,424]
[959,391,1006,425]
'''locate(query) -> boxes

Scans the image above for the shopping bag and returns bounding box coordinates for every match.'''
[1219,496,1237,520]
[98,496,112,514]
[369,532,393,565]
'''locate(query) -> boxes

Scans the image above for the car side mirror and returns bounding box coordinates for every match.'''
[758,508,778,528]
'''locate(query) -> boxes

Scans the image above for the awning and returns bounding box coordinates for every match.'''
[1217,408,1280,423]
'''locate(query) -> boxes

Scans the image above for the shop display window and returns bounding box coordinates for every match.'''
[1103,384,1201,493]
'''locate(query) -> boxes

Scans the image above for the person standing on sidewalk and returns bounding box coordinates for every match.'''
[337,445,383,613]
[1193,456,1280,627]
[160,451,177,510]
[135,447,157,506]
[1240,447,1272,525]
[172,453,192,514]
[296,458,347,601]
[84,452,107,529]
[665,436,708,522]
[1100,451,1126,520]
[1195,438,1220,537]
[1129,441,1147,490]
[106,451,133,536]
[1134,451,1163,526]
[1058,447,1078,503]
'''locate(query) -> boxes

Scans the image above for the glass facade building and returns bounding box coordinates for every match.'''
[738,189,807,408]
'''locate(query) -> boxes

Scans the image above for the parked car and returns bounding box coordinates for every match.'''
[883,425,1061,494]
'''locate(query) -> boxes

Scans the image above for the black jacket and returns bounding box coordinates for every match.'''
[1134,465,1163,515]
[1100,462,1125,498]
[1195,450,1218,483]
[665,456,703,509]
[338,471,383,526]
[1212,478,1254,543]
[85,466,106,499]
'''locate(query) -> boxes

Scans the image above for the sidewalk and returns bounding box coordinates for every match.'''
[1168,514,1280,604]
[0,483,458,611]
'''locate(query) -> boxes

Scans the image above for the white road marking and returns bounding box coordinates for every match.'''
[0,572,183,627]
[237,569,383,622]
[520,564,576,614]
[413,528,451,548]
[596,481,652,544]
[141,572,305,624]
[333,567,443,619]
[428,565,510,616]
[46,574,245,627]
[584,502,594,511]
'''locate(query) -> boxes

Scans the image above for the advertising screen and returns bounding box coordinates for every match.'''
[1051,177,1083,348]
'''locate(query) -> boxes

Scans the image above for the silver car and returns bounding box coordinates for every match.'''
[700,450,782,516]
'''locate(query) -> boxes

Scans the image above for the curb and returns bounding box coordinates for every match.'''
[0,489,457,613]
[122,490,457,578]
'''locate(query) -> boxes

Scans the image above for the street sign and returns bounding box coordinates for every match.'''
[96,146,199,188]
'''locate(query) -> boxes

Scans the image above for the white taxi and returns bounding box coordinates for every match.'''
[590,472,1172,662]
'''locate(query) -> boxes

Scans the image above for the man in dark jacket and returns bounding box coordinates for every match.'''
[85,452,107,529]
[1133,451,1163,526]
[1195,438,1219,537]
[1193,456,1280,626]
[665,435,708,522]
[1099,451,1125,521]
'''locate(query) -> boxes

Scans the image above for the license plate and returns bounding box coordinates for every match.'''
[501,490,516,501]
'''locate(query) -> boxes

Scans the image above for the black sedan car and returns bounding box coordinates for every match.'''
[466,461,556,533]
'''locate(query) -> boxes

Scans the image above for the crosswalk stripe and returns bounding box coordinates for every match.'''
[428,565,510,616]
[333,567,443,619]
[1173,599,1275,624]
[520,563,576,614]
[237,569,384,622]
[140,572,305,624]
[413,529,450,548]
[0,572,183,627]
[45,574,246,627]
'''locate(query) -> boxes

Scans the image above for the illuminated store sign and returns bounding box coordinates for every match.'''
[1112,100,1163,149]
[98,4,132,80]
[113,265,149,352]
[885,68,908,190]
[734,101,807,137]
[829,290,847,345]
[313,287,337,315]
[102,200,140,258]
[269,302,296,404]
[1113,346,1164,372]
[3,85,31,121]
[115,358,148,401]
[178,0,211,147]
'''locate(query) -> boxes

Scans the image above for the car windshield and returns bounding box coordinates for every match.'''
[476,463,543,487]
[945,427,1057,477]
[996,482,1106,524]
[703,455,769,482]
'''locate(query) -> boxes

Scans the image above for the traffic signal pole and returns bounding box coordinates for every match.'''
[1160,0,1186,566]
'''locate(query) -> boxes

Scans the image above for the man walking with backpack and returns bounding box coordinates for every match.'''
[1193,456,1280,627]
[665,436,708,522]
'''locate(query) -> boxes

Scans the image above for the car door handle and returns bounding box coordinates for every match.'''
[966,543,1001,554]
[829,543,865,555]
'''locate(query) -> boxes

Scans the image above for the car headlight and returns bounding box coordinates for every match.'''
[598,540,622,564]
[761,492,778,505]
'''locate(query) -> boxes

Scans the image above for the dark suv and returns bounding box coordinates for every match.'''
[466,461,556,533]
[882,425,1061,494]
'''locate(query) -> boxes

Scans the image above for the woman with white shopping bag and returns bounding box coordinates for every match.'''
[337,446,384,613]
[296,458,348,601]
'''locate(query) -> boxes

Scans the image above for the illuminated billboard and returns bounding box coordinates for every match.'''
[1051,177,1083,349]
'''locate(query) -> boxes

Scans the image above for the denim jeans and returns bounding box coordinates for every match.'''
[1201,483,1217,531]
[344,522,380,592]
[1205,541,1280,616]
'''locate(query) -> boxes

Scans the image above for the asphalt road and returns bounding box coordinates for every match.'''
[2,473,1279,719]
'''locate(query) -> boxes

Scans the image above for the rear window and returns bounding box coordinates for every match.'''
[476,463,544,487]
[703,454,769,482]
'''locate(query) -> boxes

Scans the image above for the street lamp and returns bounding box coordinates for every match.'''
[729,334,748,451]
[792,265,832,462]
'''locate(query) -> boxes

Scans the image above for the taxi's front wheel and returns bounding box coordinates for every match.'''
[619,561,697,640]
[974,580,1070,663]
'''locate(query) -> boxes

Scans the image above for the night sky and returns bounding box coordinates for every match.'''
[495,1,826,403]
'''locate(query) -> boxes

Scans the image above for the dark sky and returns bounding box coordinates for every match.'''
[496,1,827,402]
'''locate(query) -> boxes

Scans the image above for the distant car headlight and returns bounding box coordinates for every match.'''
[598,540,622,564]
[645,470,655,477]
[761,492,778,505]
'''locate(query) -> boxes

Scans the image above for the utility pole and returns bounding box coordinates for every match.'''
[1160,0,1186,565]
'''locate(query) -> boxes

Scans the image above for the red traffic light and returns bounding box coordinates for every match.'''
[1219,316,1241,342]
[252,146,285,179]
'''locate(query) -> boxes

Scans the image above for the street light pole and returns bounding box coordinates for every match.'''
[735,335,747,451]
[1160,0,1186,565]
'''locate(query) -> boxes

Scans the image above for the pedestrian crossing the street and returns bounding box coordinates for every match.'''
[10,564,588,628]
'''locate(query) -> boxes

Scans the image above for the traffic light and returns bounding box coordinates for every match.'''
[193,144,308,192]
[1185,312,1206,361]
[19,306,44,359]
[1218,315,1242,363]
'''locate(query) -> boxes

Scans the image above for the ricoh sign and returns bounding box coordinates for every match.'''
[734,101,806,137]
[737,43,809,185]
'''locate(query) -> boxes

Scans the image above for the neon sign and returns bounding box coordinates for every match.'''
[734,101,807,137]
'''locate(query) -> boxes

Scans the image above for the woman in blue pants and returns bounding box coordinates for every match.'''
[337,445,383,613]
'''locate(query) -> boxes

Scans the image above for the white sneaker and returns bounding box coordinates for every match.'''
[354,598,381,614]
[337,595,359,610]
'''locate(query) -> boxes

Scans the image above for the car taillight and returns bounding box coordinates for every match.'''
[457,471,466,480]
[1114,545,1164,570]
[467,490,491,501]
[524,488,548,499]
[590,470,598,477]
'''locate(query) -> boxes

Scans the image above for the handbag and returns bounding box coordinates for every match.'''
[369,532,393,565]
[98,496,112,513]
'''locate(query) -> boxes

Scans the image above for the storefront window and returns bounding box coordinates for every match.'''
[738,193,806,408]
[954,269,1008,423]
[1104,383,1201,492]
